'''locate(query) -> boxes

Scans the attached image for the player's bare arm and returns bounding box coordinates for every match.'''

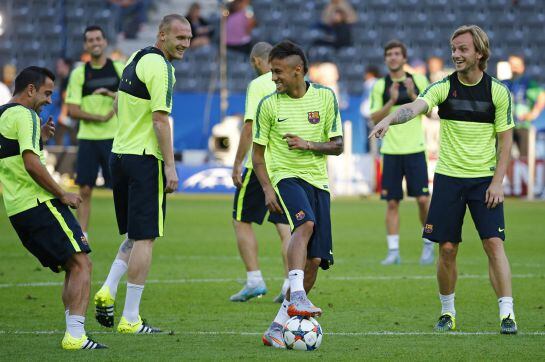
[252,143,283,214]
[92,87,116,98]
[283,133,343,155]
[370,82,399,124]
[369,98,428,139]
[486,129,513,209]
[22,150,82,208]
[152,110,178,193]
[67,103,114,123]
[232,120,253,188]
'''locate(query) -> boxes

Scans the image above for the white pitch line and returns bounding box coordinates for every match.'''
[0,330,544,336]
[0,273,541,289]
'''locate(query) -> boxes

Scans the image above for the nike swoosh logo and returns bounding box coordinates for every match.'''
[498,227,505,232]
[329,250,333,255]
[277,118,288,122]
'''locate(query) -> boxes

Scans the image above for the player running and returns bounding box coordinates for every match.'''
[230,42,291,303]
[252,41,343,348]
[370,25,517,334]
[370,40,433,266]
[93,14,191,334]
[0,67,106,349]
[66,25,124,240]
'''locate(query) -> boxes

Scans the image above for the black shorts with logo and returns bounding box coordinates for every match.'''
[276,178,333,270]
[9,199,90,273]
[423,173,506,243]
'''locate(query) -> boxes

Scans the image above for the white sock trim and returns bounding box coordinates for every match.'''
[288,269,304,293]
[386,235,399,250]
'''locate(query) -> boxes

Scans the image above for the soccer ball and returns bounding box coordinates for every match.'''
[282,316,323,351]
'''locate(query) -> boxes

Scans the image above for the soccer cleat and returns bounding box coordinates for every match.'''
[381,250,401,265]
[420,243,435,265]
[500,314,517,335]
[94,286,115,328]
[262,322,286,349]
[287,291,322,317]
[434,313,456,332]
[61,332,108,350]
[272,292,285,304]
[117,316,162,334]
[229,282,267,302]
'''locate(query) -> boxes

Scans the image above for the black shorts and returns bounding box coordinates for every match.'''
[232,168,288,225]
[76,139,113,188]
[276,178,333,270]
[381,152,430,200]
[110,153,166,240]
[9,199,90,273]
[423,173,506,243]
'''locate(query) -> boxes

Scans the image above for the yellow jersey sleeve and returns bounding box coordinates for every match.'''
[326,89,343,139]
[65,65,84,106]
[369,78,385,114]
[417,76,450,112]
[136,54,175,114]
[492,79,515,133]
[253,95,276,146]
[16,108,41,156]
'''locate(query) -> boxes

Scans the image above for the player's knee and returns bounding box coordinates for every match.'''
[386,200,399,211]
[439,242,458,259]
[79,185,92,198]
[66,252,92,274]
[416,196,429,207]
[482,238,505,257]
[298,221,314,237]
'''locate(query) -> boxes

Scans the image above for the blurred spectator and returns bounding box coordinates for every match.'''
[48,58,77,145]
[404,58,426,76]
[504,55,545,158]
[360,65,381,152]
[314,8,353,49]
[321,0,357,26]
[186,2,213,48]
[3,64,16,89]
[226,0,256,55]
[427,56,451,82]
[110,0,151,40]
[308,62,348,109]
[110,48,127,63]
[0,75,10,105]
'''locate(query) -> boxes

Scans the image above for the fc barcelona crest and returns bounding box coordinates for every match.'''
[307,111,320,124]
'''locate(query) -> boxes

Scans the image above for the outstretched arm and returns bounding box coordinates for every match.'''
[369,99,429,139]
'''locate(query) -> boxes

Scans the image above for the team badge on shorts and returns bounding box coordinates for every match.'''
[424,224,433,233]
[381,189,388,196]
[307,111,320,124]
[295,210,306,221]
[81,235,88,245]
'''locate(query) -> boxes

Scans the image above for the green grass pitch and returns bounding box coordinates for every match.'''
[1,192,544,360]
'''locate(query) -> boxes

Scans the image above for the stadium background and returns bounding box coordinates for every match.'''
[0,0,544,198]
[1,1,545,359]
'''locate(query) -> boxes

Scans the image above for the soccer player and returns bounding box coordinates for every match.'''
[0,67,106,349]
[231,42,291,303]
[370,40,433,266]
[66,25,124,240]
[93,14,191,334]
[252,41,343,348]
[370,25,517,334]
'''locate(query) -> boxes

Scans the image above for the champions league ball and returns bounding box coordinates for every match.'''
[282,316,323,351]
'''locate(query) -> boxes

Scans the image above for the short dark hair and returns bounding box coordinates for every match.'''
[83,25,106,41]
[269,40,309,74]
[384,40,407,59]
[13,66,55,95]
